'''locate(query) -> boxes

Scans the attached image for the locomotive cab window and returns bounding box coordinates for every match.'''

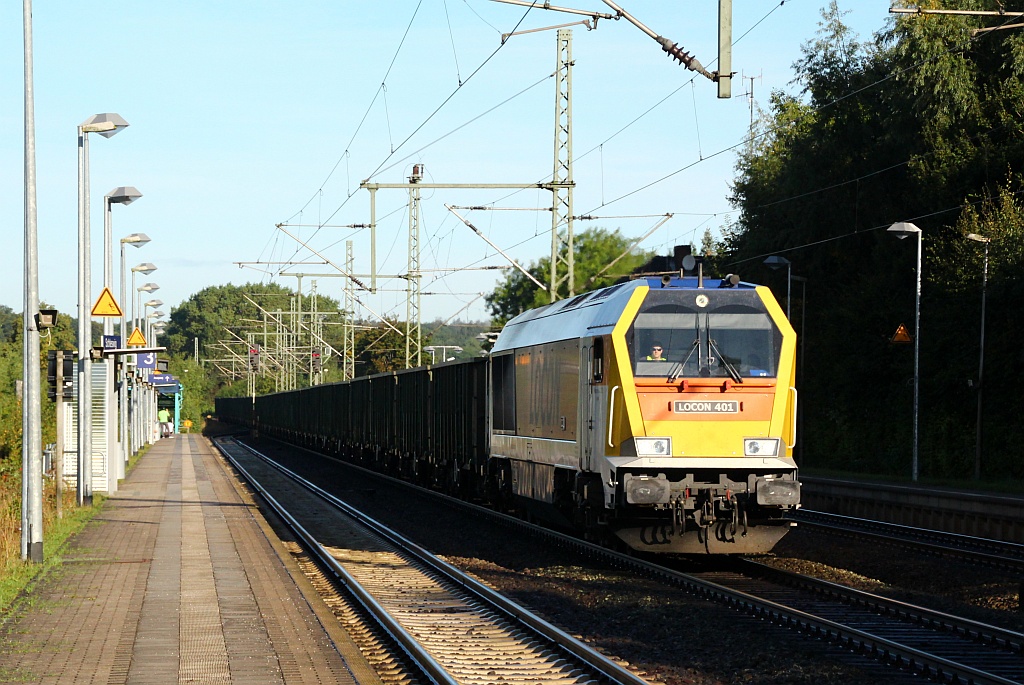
[629,290,783,379]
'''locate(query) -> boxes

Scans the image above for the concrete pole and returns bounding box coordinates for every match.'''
[22,0,43,561]
[77,126,93,506]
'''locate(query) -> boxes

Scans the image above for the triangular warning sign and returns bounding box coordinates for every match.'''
[91,287,123,317]
[126,327,148,347]
[891,323,913,344]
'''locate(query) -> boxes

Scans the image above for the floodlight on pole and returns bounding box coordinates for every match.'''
[77,112,128,507]
[888,221,923,482]
[966,232,991,480]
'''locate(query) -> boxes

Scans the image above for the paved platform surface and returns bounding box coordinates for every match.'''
[0,433,380,684]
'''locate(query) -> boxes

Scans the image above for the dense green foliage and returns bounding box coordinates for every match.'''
[727,2,1024,480]
[0,306,82,579]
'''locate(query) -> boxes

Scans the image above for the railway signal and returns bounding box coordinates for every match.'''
[46,350,75,401]
[311,349,322,374]
[248,345,260,372]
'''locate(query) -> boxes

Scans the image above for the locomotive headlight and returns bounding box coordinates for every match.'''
[635,437,672,457]
[744,438,780,457]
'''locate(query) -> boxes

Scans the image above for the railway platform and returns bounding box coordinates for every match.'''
[0,431,381,684]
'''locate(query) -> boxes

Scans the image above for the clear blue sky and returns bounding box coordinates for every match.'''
[1,1,893,330]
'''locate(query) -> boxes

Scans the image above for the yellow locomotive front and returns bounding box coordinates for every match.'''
[603,278,799,553]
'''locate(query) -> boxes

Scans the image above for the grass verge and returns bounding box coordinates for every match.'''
[0,445,149,616]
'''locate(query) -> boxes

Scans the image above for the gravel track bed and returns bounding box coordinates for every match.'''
[764,526,1024,632]
[247,439,1020,684]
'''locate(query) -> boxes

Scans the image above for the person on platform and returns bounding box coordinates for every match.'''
[158,408,172,439]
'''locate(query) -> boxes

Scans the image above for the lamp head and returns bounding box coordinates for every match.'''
[106,186,143,206]
[144,299,164,308]
[132,262,157,275]
[763,255,790,270]
[887,221,922,240]
[35,309,58,330]
[80,112,129,138]
[121,232,151,247]
[966,233,991,243]
[138,282,160,293]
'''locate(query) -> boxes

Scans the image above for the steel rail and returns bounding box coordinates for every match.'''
[244,435,1022,684]
[735,558,1024,652]
[220,436,650,685]
[791,509,1024,571]
[214,438,457,685]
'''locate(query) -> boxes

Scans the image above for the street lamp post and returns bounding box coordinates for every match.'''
[145,310,165,444]
[103,188,141,491]
[77,112,128,506]
[763,255,792,320]
[423,345,463,363]
[22,0,44,562]
[119,235,150,350]
[141,303,160,444]
[967,233,990,480]
[888,221,923,482]
[119,234,149,471]
[131,268,158,336]
[146,310,165,341]
[144,301,163,341]
[129,271,156,454]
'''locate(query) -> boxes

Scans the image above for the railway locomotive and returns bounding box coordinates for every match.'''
[217,270,800,554]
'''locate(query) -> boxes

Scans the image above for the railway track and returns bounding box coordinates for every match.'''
[790,509,1024,573]
[237,436,1024,684]
[214,436,650,685]
[690,558,1024,685]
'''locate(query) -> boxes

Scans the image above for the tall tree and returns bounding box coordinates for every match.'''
[354,319,406,375]
[726,1,1024,479]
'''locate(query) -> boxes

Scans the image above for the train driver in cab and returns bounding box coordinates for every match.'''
[646,343,667,361]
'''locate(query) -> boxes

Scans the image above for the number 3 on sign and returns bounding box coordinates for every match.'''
[138,353,156,370]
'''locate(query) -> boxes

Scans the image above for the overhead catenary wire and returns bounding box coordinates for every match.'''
[443,0,464,85]
[584,7,1020,216]
[274,0,806,327]
[279,3,974,327]
[441,7,1006,323]
[724,184,1024,270]
[466,0,791,219]
[287,1,427,224]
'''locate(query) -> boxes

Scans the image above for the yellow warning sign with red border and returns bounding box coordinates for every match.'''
[91,287,123,317]
[126,327,147,347]
[891,323,912,344]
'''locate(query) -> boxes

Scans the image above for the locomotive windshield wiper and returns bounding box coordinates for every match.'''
[707,336,742,383]
[706,311,742,383]
[670,338,700,381]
